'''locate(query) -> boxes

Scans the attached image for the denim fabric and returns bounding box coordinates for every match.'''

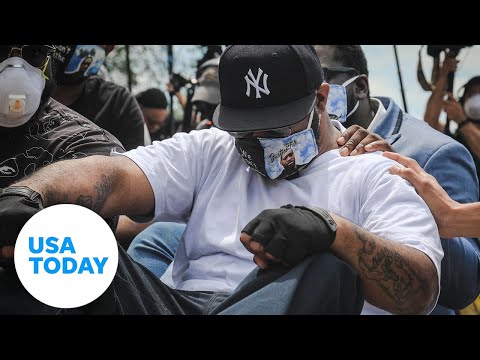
[0,246,363,315]
[127,222,186,278]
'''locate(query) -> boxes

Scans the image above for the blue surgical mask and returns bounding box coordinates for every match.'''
[326,75,360,123]
[234,109,319,180]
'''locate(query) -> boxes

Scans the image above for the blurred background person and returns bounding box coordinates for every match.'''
[52,45,145,151]
[126,57,221,277]
[425,53,480,180]
[136,88,170,144]
[190,57,220,130]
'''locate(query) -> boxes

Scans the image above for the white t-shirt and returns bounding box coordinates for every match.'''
[118,125,443,315]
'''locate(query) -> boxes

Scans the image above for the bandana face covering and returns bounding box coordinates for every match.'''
[234,109,320,180]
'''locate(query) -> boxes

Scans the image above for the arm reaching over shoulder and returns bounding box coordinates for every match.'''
[384,151,480,239]
[337,124,393,156]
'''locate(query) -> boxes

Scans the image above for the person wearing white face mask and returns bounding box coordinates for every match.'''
[0,45,124,314]
[424,51,480,181]
[0,45,124,190]
[314,45,480,316]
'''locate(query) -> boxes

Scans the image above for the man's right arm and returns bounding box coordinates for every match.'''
[14,155,154,219]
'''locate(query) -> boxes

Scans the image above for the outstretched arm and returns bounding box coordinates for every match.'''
[14,155,154,219]
[384,151,480,238]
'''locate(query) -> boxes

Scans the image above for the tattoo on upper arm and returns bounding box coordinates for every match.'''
[352,224,431,313]
[43,174,113,214]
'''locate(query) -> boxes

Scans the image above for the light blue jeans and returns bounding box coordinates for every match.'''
[127,222,185,278]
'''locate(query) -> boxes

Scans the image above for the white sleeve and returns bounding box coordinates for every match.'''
[113,129,218,223]
[357,156,443,314]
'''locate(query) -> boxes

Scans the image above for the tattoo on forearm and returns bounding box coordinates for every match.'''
[352,224,430,312]
[44,189,68,206]
[92,174,113,213]
[75,195,93,208]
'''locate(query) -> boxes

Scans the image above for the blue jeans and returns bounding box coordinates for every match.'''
[127,222,185,278]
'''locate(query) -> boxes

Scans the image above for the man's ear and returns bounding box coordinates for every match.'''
[316,83,330,113]
[354,75,370,100]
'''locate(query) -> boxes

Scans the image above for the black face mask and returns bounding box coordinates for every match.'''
[234,111,320,180]
[52,45,80,85]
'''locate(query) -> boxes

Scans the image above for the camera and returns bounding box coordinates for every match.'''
[170,73,196,93]
[427,45,473,58]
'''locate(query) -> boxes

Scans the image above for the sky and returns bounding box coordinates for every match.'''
[110,45,480,126]
[362,45,480,123]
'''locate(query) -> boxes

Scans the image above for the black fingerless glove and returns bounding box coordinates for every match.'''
[242,204,337,267]
[0,186,44,248]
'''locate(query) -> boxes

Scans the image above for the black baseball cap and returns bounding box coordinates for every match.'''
[212,45,324,132]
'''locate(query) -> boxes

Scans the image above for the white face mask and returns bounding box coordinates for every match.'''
[464,94,480,121]
[326,75,360,123]
[0,57,46,128]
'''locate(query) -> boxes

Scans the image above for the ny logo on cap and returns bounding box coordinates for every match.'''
[245,68,270,99]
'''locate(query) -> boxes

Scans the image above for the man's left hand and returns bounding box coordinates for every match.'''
[240,205,336,269]
[337,124,393,156]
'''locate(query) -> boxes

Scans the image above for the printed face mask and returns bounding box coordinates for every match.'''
[54,45,106,85]
[326,75,360,123]
[0,57,46,128]
[234,110,319,180]
[464,94,480,120]
[64,45,106,77]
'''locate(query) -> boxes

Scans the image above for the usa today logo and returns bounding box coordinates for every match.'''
[14,204,118,308]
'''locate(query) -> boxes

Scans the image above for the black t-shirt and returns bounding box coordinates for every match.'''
[69,76,145,151]
[0,98,125,189]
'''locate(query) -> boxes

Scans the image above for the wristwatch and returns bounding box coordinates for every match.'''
[296,205,337,237]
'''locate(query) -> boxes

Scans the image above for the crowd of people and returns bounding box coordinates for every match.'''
[0,44,479,315]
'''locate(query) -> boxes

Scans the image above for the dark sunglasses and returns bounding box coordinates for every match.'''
[229,125,294,139]
[228,107,315,139]
[322,66,359,81]
[0,45,55,69]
